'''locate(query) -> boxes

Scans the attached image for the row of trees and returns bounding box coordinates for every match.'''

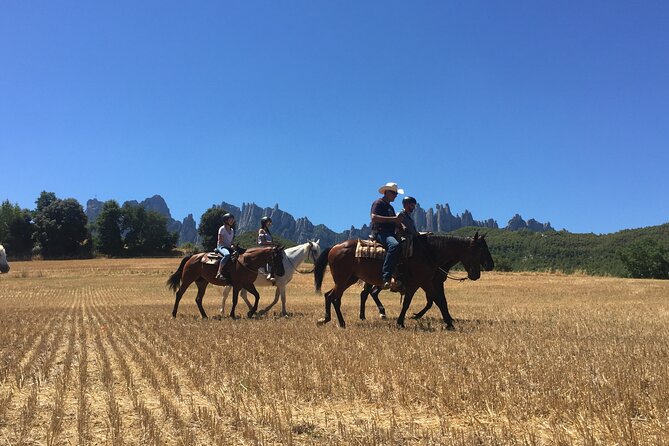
[3,192,667,279]
[450,225,669,280]
[1,192,177,259]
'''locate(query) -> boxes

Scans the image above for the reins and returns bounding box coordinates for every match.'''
[236,248,280,274]
[285,244,318,274]
[438,267,468,282]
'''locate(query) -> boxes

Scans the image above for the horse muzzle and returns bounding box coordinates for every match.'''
[0,265,9,274]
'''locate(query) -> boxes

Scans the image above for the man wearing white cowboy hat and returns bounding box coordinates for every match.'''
[371,182,405,290]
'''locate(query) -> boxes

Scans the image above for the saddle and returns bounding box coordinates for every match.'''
[200,250,240,265]
[355,237,416,260]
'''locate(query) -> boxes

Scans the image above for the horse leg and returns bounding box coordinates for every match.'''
[240,289,253,311]
[172,276,195,318]
[332,294,346,328]
[194,279,209,319]
[370,286,387,319]
[359,284,370,320]
[317,290,334,326]
[259,286,280,316]
[331,276,358,328]
[412,295,433,320]
[279,286,288,317]
[397,287,418,328]
[244,284,261,318]
[220,286,231,314]
[230,287,239,319]
[432,292,455,330]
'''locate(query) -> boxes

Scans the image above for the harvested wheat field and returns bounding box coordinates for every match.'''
[1,258,668,445]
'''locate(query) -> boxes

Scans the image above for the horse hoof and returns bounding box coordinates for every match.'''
[316,318,329,326]
[411,314,420,320]
[396,322,405,329]
[445,324,455,331]
[380,314,387,319]
[359,315,366,321]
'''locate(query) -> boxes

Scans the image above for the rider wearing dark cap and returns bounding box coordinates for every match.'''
[397,196,419,238]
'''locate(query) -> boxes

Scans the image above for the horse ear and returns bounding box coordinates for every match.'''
[474,231,479,241]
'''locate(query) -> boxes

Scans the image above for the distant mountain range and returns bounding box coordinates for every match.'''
[85,195,553,247]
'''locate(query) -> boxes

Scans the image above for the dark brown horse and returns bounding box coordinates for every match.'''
[167,246,285,319]
[314,233,494,328]
[359,256,468,321]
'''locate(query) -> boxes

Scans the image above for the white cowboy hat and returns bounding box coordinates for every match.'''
[378,182,404,195]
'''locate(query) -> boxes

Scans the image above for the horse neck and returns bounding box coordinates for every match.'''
[241,247,274,268]
[427,236,468,268]
[280,244,307,278]
[285,243,309,266]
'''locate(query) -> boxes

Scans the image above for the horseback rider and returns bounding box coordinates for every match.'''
[257,216,276,283]
[215,213,236,281]
[370,182,405,290]
[397,196,419,238]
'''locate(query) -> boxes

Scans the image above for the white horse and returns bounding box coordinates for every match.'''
[221,240,321,317]
[0,245,9,274]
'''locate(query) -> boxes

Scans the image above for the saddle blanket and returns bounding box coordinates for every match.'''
[355,239,385,260]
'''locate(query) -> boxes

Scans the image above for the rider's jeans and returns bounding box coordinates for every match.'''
[376,232,400,282]
[216,246,231,270]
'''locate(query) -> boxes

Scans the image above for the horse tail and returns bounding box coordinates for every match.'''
[166,255,193,293]
[313,247,332,293]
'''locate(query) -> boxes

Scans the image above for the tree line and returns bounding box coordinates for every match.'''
[1,192,177,259]
[2,192,667,279]
[450,225,669,280]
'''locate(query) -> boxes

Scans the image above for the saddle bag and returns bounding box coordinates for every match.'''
[355,239,385,260]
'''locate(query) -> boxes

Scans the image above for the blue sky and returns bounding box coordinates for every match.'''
[2,1,668,234]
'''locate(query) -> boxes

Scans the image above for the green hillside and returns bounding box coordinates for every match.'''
[448,223,669,278]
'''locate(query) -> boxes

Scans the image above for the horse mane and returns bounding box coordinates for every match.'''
[424,234,470,250]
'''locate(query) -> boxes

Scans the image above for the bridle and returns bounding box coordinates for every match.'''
[285,241,319,274]
[237,247,282,274]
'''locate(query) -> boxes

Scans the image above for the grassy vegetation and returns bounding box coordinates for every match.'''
[1,258,668,444]
[450,223,669,277]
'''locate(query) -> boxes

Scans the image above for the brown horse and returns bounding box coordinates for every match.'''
[314,233,494,328]
[359,257,468,321]
[167,245,285,319]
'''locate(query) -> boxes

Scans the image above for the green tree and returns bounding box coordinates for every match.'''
[121,204,177,256]
[95,200,124,256]
[198,207,229,251]
[33,194,89,258]
[0,200,34,258]
[619,239,669,279]
[35,191,57,213]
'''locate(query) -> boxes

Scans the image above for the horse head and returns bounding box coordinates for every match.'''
[307,239,322,264]
[0,245,9,274]
[460,232,494,280]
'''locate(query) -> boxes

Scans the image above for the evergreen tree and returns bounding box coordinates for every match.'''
[95,200,124,256]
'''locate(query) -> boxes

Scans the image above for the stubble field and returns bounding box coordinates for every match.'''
[0,258,668,445]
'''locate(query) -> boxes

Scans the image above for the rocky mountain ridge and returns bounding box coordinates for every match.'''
[86,195,553,248]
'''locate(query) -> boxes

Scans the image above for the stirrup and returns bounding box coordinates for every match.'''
[389,278,403,292]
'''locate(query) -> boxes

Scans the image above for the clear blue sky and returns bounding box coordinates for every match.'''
[2,1,668,234]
